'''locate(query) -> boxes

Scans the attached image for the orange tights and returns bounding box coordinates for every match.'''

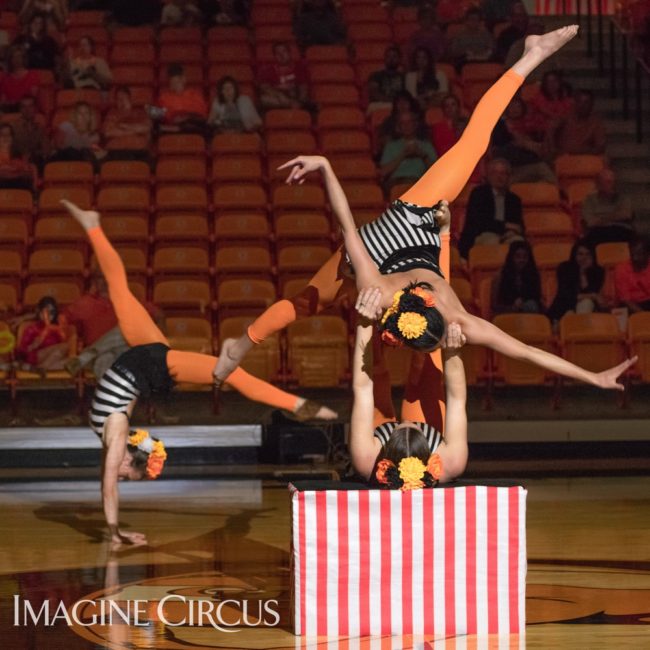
[87,227,298,411]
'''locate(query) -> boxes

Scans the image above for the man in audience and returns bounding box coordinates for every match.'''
[614,237,650,312]
[379,110,437,189]
[458,157,524,260]
[405,5,446,63]
[103,85,152,158]
[367,46,405,113]
[448,8,494,69]
[12,96,49,168]
[158,63,208,133]
[582,168,635,246]
[294,0,346,48]
[258,41,311,110]
[160,0,202,26]
[548,89,606,156]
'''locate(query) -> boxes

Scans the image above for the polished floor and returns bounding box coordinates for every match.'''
[0,476,648,649]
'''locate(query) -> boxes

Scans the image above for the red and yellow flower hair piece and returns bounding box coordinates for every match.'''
[375,453,443,490]
[128,429,167,480]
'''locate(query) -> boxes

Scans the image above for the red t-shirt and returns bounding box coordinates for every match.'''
[258,61,309,92]
[614,261,650,304]
[0,70,39,104]
[16,321,65,365]
[158,88,208,123]
[431,120,459,157]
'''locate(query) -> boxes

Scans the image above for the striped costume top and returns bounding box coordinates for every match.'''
[89,343,173,438]
[373,421,443,453]
[357,199,444,278]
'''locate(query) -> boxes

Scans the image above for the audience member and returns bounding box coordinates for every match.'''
[212,0,247,25]
[495,1,534,62]
[13,96,50,166]
[68,35,112,90]
[208,76,261,133]
[491,240,543,315]
[528,70,573,129]
[376,91,426,155]
[405,5,446,63]
[490,95,557,183]
[614,237,650,312]
[13,12,61,72]
[54,101,105,163]
[431,93,467,156]
[0,46,39,110]
[405,46,448,109]
[19,0,67,32]
[258,42,311,110]
[379,110,437,189]
[0,123,33,189]
[102,86,152,157]
[367,46,406,113]
[161,0,202,26]
[582,168,635,246]
[548,239,606,321]
[547,89,606,156]
[15,296,69,374]
[158,63,208,133]
[294,0,346,48]
[458,158,524,260]
[448,8,494,68]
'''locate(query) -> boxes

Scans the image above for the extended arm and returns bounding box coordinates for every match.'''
[460,312,636,390]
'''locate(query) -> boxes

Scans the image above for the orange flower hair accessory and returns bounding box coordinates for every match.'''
[128,429,148,447]
[410,286,436,307]
[375,458,395,484]
[128,429,167,480]
[426,453,443,480]
[397,312,427,339]
[380,329,402,347]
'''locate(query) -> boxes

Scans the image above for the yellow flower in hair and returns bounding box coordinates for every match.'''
[381,290,404,324]
[398,456,426,491]
[397,312,427,339]
[129,429,148,447]
[151,439,167,461]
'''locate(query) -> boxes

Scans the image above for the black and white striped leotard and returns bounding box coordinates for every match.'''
[357,199,444,278]
[373,421,443,453]
[89,343,174,437]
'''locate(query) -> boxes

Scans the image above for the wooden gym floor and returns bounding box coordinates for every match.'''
[0,475,648,649]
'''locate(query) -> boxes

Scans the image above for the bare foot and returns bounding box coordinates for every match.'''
[60,199,100,230]
[213,337,245,386]
[523,25,578,62]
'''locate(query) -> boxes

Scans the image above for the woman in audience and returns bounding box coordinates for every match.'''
[68,36,112,90]
[548,238,607,322]
[376,90,427,155]
[405,46,449,109]
[13,12,61,73]
[19,0,68,33]
[208,76,261,134]
[431,93,467,156]
[491,240,543,316]
[0,46,40,111]
[0,124,34,190]
[54,101,105,164]
[529,70,573,129]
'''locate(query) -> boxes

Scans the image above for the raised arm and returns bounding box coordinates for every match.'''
[459,313,636,390]
[278,156,382,288]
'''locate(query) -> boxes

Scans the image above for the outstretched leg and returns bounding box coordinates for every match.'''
[401,25,579,207]
[62,200,169,347]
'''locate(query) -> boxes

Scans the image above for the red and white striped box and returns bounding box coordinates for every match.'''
[290,484,526,639]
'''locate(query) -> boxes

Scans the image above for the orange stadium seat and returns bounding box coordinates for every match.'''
[254,24,294,43]
[344,5,389,24]
[310,64,356,84]
[97,186,150,213]
[154,214,209,242]
[251,5,292,24]
[39,187,92,213]
[273,185,326,212]
[23,281,81,307]
[156,158,207,184]
[330,156,378,181]
[159,26,203,44]
[33,217,85,243]
[166,316,213,356]
[207,26,249,43]
[110,43,156,66]
[102,245,148,274]
[255,42,300,63]
[101,214,149,243]
[318,107,365,131]
[0,189,33,215]
[560,313,626,375]
[153,279,212,313]
[0,217,28,246]
[218,316,280,382]
[311,84,361,107]
[0,283,18,310]
[207,64,254,88]
[264,109,312,131]
[321,130,371,155]
[275,214,331,245]
[214,214,271,245]
[153,246,210,276]
[305,45,349,63]
[524,210,575,244]
[119,86,154,108]
[628,312,650,382]
[354,42,387,63]
[212,157,263,184]
[555,154,605,188]
[510,182,561,209]
[207,42,252,64]
[492,314,555,386]
[348,22,391,42]
[213,184,267,212]
[566,180,596,212]
[266,130,317,156]
[28,248,85,277]
[450,277,478,313]
[596,242,629,272]
[156,185,208,213]
[283,277,310,298]
[212,133,262,156]
[215,246,273,279]
[468,244,508,292]
[56,88,102,109]
[278,246,332,285]
[159,43,203,66]
[342,182,385,211]
[43,161,94,188]
[461,62,505,84]
[393,22,419,44]
[99,160,151,187]
[0,250,22,278]
[287,316,349,387]
[112,26,155,42]
[217,279,277,314]
[534,242,573,296]
[68,10,105,26]
[158,134,206,157]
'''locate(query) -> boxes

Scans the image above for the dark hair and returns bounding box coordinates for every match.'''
[384,44,401,58]
[377,281,446,352]
[569,238,597,266]
[167,62,184,79]
[410,46,440,92]
[7,45,26,73]
[126,444,148,479]
[540,70,570,99]
[216,75,240,103]
[36,296,59,324]
[390,89,421,116]
[496,240,541,307]
[629,235,650,255]
[30,11,47,30]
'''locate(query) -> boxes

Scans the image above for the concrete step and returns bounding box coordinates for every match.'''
[617,168,650,183]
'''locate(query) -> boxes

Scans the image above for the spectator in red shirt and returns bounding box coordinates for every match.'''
[158,63,208,133]
[258,41,310,110]
[529,70,573,130]
[614,237,650,313]
[0,123,34,190]
[0,46,40,111]
[15,296,69,373]
[431,93,467,156]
